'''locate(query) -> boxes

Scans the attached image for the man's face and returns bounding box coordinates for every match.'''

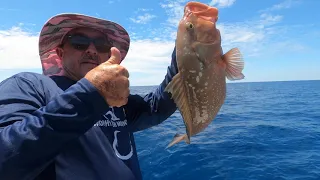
[56,27,111,81]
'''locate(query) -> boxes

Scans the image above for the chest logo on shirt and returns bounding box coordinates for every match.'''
[94,107,128,128]
[93,107,133,160]
[113,130,133,160]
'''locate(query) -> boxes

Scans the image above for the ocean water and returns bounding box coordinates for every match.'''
[131,80,320,180]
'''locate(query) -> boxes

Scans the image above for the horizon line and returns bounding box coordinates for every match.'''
[130,79,320,87]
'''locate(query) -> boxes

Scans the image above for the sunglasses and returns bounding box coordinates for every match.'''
[66,34,112,53]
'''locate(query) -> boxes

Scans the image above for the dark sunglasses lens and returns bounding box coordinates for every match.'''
[69,35,111,52]
[94,39,111,53]
[70,35,90,50]
[95,44,111,53]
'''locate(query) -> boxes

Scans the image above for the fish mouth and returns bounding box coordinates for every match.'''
[184,2,218,22]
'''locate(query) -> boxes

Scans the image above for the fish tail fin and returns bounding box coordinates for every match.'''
[166,133,189,149]
[222,48,245,81]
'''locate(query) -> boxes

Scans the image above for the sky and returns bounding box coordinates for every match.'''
[0,0,319,86]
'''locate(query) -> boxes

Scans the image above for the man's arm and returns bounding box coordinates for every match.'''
[125,47,179,132]
[0,73,109,179]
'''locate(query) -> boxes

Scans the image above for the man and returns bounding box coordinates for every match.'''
[0,13,178,180]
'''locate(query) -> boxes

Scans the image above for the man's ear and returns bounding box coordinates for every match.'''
[56,47,64,59]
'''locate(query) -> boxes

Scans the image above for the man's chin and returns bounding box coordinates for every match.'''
[80,64,98,77]
[81,63,98,71]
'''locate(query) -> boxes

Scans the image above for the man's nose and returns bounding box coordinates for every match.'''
[86,43,98,55]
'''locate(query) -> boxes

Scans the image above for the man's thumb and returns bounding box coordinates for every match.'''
[106,47,121,64]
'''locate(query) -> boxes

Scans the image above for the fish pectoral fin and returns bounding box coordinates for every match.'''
[222,48,245,81]
[164,73,192,124]
[166,134,189,149]
[164,73,181,97]
[164,73,193,148]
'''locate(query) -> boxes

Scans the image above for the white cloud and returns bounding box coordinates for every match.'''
[108,0,121,4]
[135,8,153,13]
[260,13,283,26]
[0,26,41,69]
[129,8,157,25]
[121,40,174,72]
[160,0,187,27]
[209,0,236,7]
[121,40,175,86]
[260,0,301,12]
[130,13,157,24]
[270,0,301,10]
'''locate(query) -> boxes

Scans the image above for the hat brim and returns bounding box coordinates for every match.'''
[38,13,130,76]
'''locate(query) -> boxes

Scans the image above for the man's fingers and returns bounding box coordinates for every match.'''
[122,68,129,78]
[120,88,130,99]
[106,47,121,65]
[118,97,128,107]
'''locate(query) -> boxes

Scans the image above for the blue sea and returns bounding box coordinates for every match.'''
[131,80,320,180]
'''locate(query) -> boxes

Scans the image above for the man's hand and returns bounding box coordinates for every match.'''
[85,47,130,107]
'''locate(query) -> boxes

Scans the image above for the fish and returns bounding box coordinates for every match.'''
[164,1,245,148]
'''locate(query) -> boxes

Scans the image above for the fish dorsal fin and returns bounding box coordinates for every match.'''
[222,48,245,81]
[164,73,192,140]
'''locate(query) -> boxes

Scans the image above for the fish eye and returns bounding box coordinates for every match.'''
[186,22,194,29]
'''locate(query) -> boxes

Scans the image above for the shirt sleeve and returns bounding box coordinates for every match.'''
[125,47,179,132]
[0,74,109,179]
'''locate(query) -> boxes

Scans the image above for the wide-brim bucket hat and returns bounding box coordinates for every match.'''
[38,13,130,76]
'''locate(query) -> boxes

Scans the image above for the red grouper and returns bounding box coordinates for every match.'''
[164,1,245,148]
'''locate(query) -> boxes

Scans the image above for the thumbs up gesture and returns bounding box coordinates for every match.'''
[84,47,130,107]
